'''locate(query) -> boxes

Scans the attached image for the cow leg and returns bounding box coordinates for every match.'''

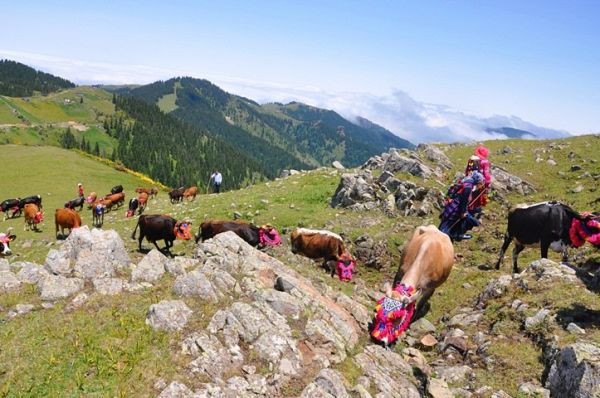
[413,288,435,322]
[138,232,145,251]
[561,247,569,263]
[495,233,513,270]
[511,243,525,273]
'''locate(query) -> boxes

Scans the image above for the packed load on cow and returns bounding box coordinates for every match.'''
[290,228,356,281]
[371,225,454,346]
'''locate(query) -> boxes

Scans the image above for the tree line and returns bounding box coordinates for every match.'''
[0,59,75,97]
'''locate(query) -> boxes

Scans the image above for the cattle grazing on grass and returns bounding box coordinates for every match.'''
[195,220,282,248]
[290,228,355,279]
[55,208,82,238]
[24,203,43,231]
[371,225,454,346]
[495,201,586,273]
[92,203,106,227]
[169,187,185,203]
[136,187,158,198]
[19,195,43,209]
[137,192,148,214]
[110,185,123,194]
[131,214,192,255]
[0,230,16,256]
[1,198,22,220]
[183,186,198,201]
[64,196,85,211]
[127,198,138,217]
[104,192,125,208]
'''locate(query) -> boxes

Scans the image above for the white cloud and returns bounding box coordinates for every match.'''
[0,49,570,144]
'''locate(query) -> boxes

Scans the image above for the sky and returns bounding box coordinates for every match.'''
[1,1,599,143]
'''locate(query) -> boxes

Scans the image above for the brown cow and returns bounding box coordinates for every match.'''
[104,192,125,208]
[371,225,454,346]
[55,208,82,238]
[136,187,158,198]
[290,228,353,276]
[183,186,198,201]
[24,203,43,231]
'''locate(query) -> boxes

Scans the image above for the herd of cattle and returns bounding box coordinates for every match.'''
[0,184,598,345]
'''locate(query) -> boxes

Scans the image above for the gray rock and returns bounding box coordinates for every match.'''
[434,365,474,384]
[332,161,345,170]
[527,258,578,282]
[172,270,218,302]
[93,278,126,295]
[417,144,453,169]
[166,257,199,276]
[427,377,453,398]
[39,275,84,301]
[354,345,420,397]
[545,342,600,398]
[301,368,350,398]
[146,300,193,332]
[132,249,167,283]
[184,332,243,379]
[157,381,194,398]
[571,184,585,193]
[383,151,433,177]
[491,165,536,196]
[476,275,512,309]
[44,249,72,276]
[274,276,295,293]
[259,289,301,318]
[408,317,436,335]
[14,303,35,315]
[0,271,21,292]
[518,382,550,398]
[65,292,89,311]
[16,262,49,284]
[567,322,586,334]
[525,309,551,330]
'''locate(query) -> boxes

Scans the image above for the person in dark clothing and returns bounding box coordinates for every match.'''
[439,172,484,241]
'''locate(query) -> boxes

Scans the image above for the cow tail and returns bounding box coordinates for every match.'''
[131,220,139,240]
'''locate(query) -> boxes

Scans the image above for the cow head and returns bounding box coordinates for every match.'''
[0,232,16,255]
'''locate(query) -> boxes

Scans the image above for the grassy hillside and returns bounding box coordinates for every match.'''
[0,136,599,396]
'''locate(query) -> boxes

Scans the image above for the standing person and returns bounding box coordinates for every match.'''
[78,183,84,198]
[439,171,485,241]
[210,170,222,194]
[465,144,492,217]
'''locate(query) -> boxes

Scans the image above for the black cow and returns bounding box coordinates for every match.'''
[64,196,85,211]
[1,199,21,219]
[495,202,584,273]
[195,220,260,245]
[111,185,124,194]
[131,214,191,255]
[169,187,185,204]
[126,198,139,217]
[0,232,16,256]
[19,195,43,209]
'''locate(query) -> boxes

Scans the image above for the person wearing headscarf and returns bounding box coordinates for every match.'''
[465,144,492,217]
[439,171,485,241]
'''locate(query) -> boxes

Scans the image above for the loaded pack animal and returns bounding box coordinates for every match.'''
[55,208,82,238]
[110,185,123,194]
[1,198,22,219]
[0,229,16,256]
[290,228,355,281]
[131,214,192,255]
[126,193,147,217]
[371,225,454,345]
[169,187,185,203]
[104,192,125,208]
[24,203,43,231]
[64,196,85,211]
[92,203,106,227]
[195,220,282,248]
[495,201,587,273]
[183,186,198,201]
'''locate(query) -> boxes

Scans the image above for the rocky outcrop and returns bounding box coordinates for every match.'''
[491,165,536,196]
[545,342,600,398]
[146,300,193,332]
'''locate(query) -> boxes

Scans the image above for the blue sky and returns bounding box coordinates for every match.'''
[1,1,598,142]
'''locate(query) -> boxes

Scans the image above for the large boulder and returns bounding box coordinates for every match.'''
[331,171,376,208]
[417,143,453,169]
[0,271,21,292]
[39,275,84,301]
[132,249,167,283]
[383,150,434,177]
[491,165,536,196]
[545,342,600,398]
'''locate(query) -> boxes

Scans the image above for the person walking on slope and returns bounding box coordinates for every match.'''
[439,171,485,241]
[78,183,84,198]
[465,144,492,218]
[210,170,222,194]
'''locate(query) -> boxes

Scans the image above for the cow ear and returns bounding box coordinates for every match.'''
[8,234,16,241]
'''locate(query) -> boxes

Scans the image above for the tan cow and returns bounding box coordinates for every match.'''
[392,225,455,319]
[24,203,43,231]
